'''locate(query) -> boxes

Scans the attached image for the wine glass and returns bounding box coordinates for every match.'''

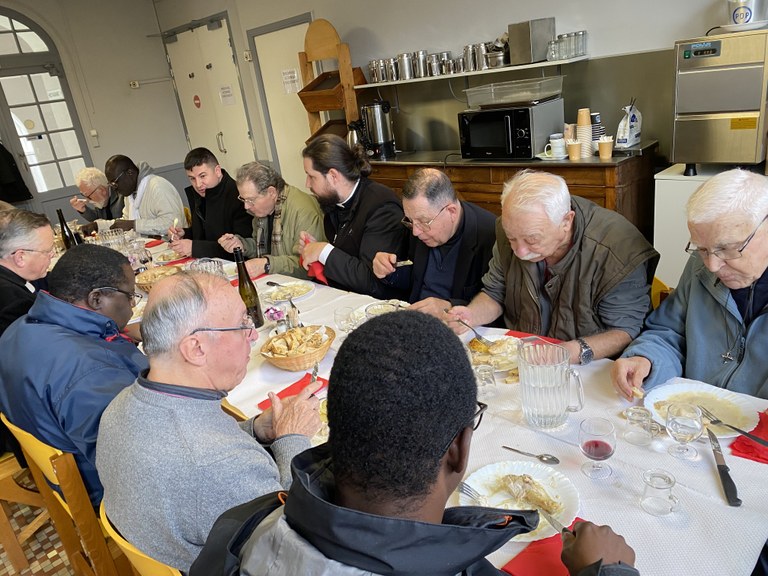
[665,403,703,459]
[579,417,616,479]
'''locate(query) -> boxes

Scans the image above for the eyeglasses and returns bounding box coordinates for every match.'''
[685,213,768,261]
[92,286,143,306]
[81,185,103,199]
[440,401,487,454]
[108,170,128,191]
[190,314,256,337]
[237,195,261,207]
[401,204,450,231]
[11,245,55,257]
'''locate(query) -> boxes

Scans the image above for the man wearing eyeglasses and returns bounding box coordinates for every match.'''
[372,168,496,318]
[96,270,321,572]
[614,169,768,401]
[103,154,185,236]
[71,167,125,231]
[166,148,252,260]
[0,244,148,505]
[217,161,324,278]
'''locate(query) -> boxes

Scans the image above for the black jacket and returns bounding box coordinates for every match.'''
[0,264,35,338]
[184,170,253,260]
[80,190,125,222]
[323,178,407,298]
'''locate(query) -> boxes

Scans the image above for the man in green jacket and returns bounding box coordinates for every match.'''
[218,162,325,279]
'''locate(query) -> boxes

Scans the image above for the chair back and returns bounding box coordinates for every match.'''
[651,276,672,309]
[99,502,182,576]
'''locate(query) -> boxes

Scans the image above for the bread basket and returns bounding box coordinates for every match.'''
[260,325,335,372]
[135,265,182,293]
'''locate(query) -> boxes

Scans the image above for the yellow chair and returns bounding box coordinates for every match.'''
[0,451,50,572]
[1,413,132,576]
[184,206,192,227]
[651,276,672,309]
[100,502,182,576]
[221,397,248,422]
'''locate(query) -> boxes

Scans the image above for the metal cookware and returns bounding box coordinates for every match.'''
[397,52,414,80]
[360,100,396,160]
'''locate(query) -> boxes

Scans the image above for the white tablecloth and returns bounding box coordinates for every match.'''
[227,275,768,576]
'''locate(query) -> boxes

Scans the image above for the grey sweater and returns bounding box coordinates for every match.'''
[96,380,309,572]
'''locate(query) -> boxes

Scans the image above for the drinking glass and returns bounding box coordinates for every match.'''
[473,364,498,401]
[334,307,355,334]
[579,417,616,479]
[665,403,703,459]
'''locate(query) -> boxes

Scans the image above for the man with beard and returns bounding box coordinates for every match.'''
[167,148,252,260]
[298,135,406,298]
[71,167,125,231]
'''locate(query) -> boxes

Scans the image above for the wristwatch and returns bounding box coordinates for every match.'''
[263,256,271,274]
[576,337,593,365]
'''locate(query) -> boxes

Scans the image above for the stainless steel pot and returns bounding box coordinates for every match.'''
[360,100,396,160]
[397,53,414,80]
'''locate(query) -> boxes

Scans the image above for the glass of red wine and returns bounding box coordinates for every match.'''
[579,417,616,479]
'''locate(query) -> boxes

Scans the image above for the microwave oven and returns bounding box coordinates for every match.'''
[458,97,564,160]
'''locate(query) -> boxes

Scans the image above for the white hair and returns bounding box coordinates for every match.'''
[687,169,768,226]
[74,167,108,190]
[500,169,571,224]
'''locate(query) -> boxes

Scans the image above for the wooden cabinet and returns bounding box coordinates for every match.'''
[370,143,657,241]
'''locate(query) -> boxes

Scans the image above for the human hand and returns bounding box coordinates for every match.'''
[169,238,193,257]
[444,305,473,335]
[611,356,651,401]
[218,233,243,253]
[561,521,635,575]
[298,231,317,253]
[301,242,328,269]
[270,380,323,438]
[245,258,266,278]
[372,252,397,278]
[562,340,581,365]
[410,297,451,319]
[70,196,87,213]
[168,225,185,241]
[110,219,135,231]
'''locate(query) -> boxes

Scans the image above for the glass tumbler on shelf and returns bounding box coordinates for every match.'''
[665,403,703,459]
[547,40,559,62]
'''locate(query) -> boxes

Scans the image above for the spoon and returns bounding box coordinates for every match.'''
[502,445,560,465]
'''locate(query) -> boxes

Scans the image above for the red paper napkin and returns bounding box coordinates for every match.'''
[506,330,562,344]
[502,518,583,576]
[144,239,164,248]
[731,410,768,464]
[299,256,328,285]
[257,372,329,411]
[230,273,265,287]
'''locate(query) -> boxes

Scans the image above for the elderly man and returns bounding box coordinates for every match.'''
[373,168,496,317]
[614,169,768,400]
[167,148,252,259]
[218,161,324,278]
[71,167,124,228]
[0,209,53,337]
[104,154,185,236]
[96,271,321,572]
[194,311,638,576]
[298,135,407,298]
[0,244,147,504]
[449,170,658,365]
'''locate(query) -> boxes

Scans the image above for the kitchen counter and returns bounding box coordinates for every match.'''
[370,141,658,241]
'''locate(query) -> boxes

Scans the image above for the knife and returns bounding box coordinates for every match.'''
[538,509,572,535]
[394,259,413,268]
[707,428,742,507]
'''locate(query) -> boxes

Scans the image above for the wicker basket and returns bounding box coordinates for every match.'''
[135,265,182,293]
[260,325,335,372]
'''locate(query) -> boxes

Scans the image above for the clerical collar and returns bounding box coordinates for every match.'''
[336,178,361,208]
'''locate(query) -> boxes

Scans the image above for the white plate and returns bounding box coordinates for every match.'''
[263,280,315,303]
[349,299,410,325]
[644,378,760,438]
[536,152,568,161]
[127,300,146,325]
[721,20,768,32]
[154,250,189,266]
[469,334,520,372]
[460,460,579,542]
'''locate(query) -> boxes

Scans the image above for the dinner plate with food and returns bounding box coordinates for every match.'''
[154,249,188,266]
[263,280,315,304]
[468,335,520,382]
[459,460,579,541]
[349,299,409,325]
[645,378,760,438]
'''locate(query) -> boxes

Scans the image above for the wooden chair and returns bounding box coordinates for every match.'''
[0,451,50,572]
[99,502,182,576]
[0,413,131,576]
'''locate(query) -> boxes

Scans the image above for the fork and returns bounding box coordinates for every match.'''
[443,309,494,347]
[458,481,488,506]
[698,405,768,447]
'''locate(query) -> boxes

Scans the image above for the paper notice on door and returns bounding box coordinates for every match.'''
[282,69,301,94]
[219,85,236,106]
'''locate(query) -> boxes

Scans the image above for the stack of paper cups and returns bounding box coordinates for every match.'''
[576,108,592,158]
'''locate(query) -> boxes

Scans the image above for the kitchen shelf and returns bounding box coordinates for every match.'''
[353,55,588,90]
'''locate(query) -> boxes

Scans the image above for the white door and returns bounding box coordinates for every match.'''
[249,18,312,189]
[165,18,255,174]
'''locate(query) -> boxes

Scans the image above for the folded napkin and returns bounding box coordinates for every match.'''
[299,256,328,285]
[257,372,329,411]
[506,330,562,344]
[144,239,164,248]
[502,518,582,576]
[731,410,768,464]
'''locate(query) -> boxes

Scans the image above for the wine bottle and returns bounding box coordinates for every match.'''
[233,247,265,328]
[56,209,81,250]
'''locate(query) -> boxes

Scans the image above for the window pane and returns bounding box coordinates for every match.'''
[59,158,86,186]
[50,130,81,159]
[31,73,63,101]
[0,33,18,55]
[0,17,11,32]
[22,134,54,164]
[40,101,72,130]
[12,20,29,31]
[18,32,47,53]
[0,75,34,105]
[11,105,44,135]
[30,162,62,192]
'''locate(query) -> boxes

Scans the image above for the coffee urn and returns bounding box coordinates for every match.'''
[360,100,396,160]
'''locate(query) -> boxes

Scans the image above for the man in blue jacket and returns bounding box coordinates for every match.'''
[0,244,148,504]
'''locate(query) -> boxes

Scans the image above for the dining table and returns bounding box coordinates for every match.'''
[190,271,768,576]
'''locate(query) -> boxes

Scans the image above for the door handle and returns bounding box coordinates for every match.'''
[216,131,227,154]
